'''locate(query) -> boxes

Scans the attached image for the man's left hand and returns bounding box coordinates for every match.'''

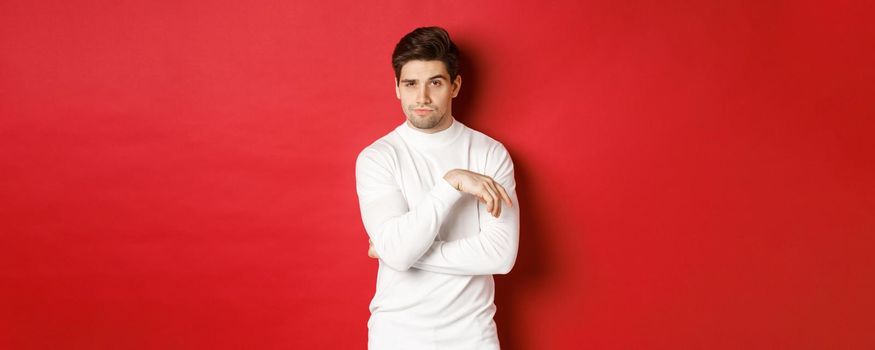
[368,239,379,259]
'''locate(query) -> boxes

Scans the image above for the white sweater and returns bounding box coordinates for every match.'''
[355,117,520,349]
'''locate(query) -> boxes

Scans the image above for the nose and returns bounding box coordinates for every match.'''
[415,85,430,104]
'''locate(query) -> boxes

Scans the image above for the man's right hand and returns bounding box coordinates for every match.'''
[443,169,513,218]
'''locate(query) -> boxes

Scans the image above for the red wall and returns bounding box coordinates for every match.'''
[2,1,873,349]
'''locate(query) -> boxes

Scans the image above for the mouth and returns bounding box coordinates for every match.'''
[412,108,434,116]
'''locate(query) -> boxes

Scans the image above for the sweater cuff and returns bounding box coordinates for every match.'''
[432,178,464,204]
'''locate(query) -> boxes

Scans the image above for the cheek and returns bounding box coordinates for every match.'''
[399,93,413,104]
[437,90,453,105]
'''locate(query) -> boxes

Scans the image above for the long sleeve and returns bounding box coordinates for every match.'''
[355,147,464,272]
[411,144,520,276]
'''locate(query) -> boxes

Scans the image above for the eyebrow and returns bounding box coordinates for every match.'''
[400,75,448,84]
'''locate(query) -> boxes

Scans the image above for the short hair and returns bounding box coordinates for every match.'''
[392,26,460,84]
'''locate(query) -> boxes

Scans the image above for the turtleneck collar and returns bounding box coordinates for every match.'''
[395,116,465,149]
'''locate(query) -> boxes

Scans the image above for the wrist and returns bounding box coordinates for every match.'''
[443,170,461,191]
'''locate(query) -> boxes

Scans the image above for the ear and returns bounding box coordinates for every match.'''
[451,75,462,98]
[395,78,401,99]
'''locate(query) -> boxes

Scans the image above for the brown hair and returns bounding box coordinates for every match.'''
[392,26,460,85]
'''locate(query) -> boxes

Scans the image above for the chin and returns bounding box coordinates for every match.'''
[410,117,440,130]
[407,115,440,129]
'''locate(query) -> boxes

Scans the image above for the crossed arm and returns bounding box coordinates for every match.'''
[355,145,519,275]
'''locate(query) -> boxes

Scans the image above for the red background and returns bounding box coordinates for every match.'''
[2,1,873,349]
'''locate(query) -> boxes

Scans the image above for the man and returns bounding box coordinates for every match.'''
[355,26,520,349]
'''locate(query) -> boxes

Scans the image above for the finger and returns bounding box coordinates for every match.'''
[484,195,494,216]
[477,184,493,213]
[480,187,496,217]
[494,181,512,207]
[482,183,499,217]
[487,182,504,217]
[481,183,496,217]
[485,182,501,217]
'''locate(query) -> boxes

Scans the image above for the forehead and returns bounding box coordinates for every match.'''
[399,60,449,80]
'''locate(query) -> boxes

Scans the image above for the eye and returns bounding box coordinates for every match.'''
[405,82,416,87]
[430,80,441,86]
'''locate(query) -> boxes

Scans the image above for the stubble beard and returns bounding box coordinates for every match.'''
[407,108,444,130]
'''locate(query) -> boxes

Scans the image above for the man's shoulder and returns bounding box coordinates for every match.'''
[356,127,402,167]
[461,124,515,179]
[462,123,509,155]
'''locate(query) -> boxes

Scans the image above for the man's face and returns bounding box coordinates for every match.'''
[395,60,461,132]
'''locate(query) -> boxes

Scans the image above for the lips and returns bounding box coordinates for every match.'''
[412,108,433,115]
